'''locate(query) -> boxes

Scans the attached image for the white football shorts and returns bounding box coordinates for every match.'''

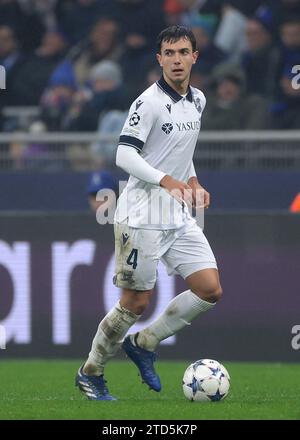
[113,221,217,291]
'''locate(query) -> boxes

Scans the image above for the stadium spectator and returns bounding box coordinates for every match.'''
[0,25,26,106]
[18,121,49,170]
[213,3,247,58]
[241,17,280,99]
[8,120,61,170]
[9,29,69,105]
[271,0,300,26]
[0,0,45,52]
[40,61,77,131]
[278,18,300,76]
[65,17,122,88]
[54,0,118,45]
[116,0,166,51]
[144,64,162,88]
[65,60,128,132]
[21,0,58,30]
[0,0,298,135]
[117,0,166,98]
[186,14,227,91]
[213,1,272,58]
[90,109,127,166]
[270,68,300,129]
[202,64,270,130]
[272,18,300,125]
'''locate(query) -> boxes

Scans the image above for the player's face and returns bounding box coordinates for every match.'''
[157,38,198,85]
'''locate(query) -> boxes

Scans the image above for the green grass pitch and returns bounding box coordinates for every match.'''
[0,360,299,420]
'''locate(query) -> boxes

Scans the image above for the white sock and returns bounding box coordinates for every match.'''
[135,290,215,351]
[84,301,140,375]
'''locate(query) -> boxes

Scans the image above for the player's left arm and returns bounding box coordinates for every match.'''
[187,162,210,209]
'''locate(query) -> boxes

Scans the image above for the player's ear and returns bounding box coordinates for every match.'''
[192,51,199,64]
[156,53,162,67]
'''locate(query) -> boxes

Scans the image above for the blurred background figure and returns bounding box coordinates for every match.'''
[144,64,162,88]
[69,16,122,87]
[202,63,270,130]
[86,168,119,212]
[278,18,300,77]
[270,67,300,129]
[90,109,127,167]
[11,29,69,106]
[185,13,227,92]
[117,0,166,100]
[241,13,279,100]
[40,60,77,131]
[8,120,53,170]
[213,1,267,58]
[0,25,26,106]
[54,0,118,45]
[65,60,128,132]
[48,15,122,95]
[0,0,45,52]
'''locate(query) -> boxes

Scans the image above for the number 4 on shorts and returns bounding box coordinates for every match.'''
[126,248,138,269]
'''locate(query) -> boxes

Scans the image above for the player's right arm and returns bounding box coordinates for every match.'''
[116,97,191,199]
[116,144,165,184]
[116,145,191,200]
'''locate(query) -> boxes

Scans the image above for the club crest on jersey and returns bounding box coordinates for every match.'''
[129,112,140,126]
[161,123,173,134]
[194,97,202,113]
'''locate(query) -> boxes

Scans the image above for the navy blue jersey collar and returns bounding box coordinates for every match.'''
[157,76,193,103]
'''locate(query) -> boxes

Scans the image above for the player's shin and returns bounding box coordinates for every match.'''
[135,290,215,351]
[84,301,141,375]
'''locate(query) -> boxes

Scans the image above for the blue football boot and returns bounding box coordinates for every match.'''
[75,366,117,401]
[122,336,161,392]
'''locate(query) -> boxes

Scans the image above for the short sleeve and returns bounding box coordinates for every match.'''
[119,98,156,153]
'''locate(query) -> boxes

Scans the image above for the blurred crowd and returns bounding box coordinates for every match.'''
[0,0,300,165]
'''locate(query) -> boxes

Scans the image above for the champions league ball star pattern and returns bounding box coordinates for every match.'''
[182,359,230,402]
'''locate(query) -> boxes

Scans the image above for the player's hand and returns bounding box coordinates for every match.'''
[187,177,210,209]
[159,175,193,206]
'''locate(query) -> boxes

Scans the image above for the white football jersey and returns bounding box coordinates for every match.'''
[115,76,206,229]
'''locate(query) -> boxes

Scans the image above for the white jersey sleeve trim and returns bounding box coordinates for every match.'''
[116,144,166,185]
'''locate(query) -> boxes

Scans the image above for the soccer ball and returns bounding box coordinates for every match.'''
[182,359,230,402]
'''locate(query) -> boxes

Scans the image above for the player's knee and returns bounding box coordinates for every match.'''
[193,284,223,303]
[209,284,223,303]
[133,296,151,315]
[121,289,151,315]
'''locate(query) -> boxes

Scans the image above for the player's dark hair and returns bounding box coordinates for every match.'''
[157,25,196,53]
